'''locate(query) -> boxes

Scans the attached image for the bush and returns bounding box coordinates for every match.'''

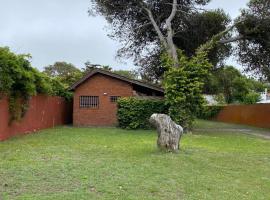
[198,105,225,120]
[242,92,260,104]
[117,97,169,129]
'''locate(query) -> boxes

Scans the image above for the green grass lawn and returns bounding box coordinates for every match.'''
[0,121,270,200]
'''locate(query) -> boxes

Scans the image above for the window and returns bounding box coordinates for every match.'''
[110,96,121,103]
[80,96,99,108]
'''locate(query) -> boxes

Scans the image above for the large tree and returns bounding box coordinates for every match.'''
[90,0,270,81]
[82,61,112,74]
[235,0,270,81]
[90,1,226,63]
[203,66,266,103]
[90,1,230,74]
[90,0,270,128]
[43,62,83,87]
[137,9,231,82]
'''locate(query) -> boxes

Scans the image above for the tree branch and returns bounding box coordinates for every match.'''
[219,35,244,44]
[139,2,168,49]
[165,0,178,28]
[140,0,179,66]
[197,20,245,54]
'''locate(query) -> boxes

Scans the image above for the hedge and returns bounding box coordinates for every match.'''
[197,105,225,120]
[117,97,169,129]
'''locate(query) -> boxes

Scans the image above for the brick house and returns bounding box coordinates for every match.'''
[70,69,164,126]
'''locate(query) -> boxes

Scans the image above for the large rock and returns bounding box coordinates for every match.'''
[149,114,183,152]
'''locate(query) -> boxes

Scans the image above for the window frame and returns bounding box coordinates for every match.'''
[79,96,99,109]
[110,96,121,103]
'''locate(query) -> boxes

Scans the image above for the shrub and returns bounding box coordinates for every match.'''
[242,92,261,104]
[198,105,225,120]
[117,97,168,129]
[214,93,226,105]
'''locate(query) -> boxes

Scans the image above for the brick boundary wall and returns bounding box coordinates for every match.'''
[215,104,270,129]
[0,95,72,141]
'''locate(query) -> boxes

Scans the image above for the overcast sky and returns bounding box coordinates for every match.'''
[0,0,249,71]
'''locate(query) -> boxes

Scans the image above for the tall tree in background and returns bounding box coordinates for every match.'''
[43,62,83,87]
[236,0,270,81]
[203,66,265,104]
[138,9,231,82]
[90,0,231,78]
[83,61,112,74]
[90,0,270,81]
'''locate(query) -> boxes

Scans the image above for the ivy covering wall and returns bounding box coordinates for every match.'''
[0,47,72,123]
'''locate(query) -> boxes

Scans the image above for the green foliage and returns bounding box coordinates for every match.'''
[0,47,72,123]
[34,69,54,95]
[163,50,212,130]
[43,62,83,87]
[213,93,226,105]
[231,76,251,103]
[0,48,35,96]
[218,66,241,103]
[198,105,225,120]
[242,92,261,105]
[117,97,168,129]
[248,78,266,92]
[203,66,266,104]
[50,78,73,100]
[229,74,264,104]
[203,72,220,94]
[236,0,270,81]
[91,1,232,83]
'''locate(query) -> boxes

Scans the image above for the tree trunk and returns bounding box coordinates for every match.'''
[165,0,179,65]
[149,114,183,152]
[143,0,179,66]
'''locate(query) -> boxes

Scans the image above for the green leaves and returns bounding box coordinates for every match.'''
[0,47,72,123]
[198,105,225,120]
[117,98,168,129]
[235,0,270,81]
[163,50,211,130]
[43,62,83,88]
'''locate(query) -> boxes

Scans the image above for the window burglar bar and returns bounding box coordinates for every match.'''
[80,96,99,108]
[110,96,121,103]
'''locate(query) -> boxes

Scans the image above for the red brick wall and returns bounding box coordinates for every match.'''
[73,74,134,126]
[0,95,72,141]
[215,104,270,129]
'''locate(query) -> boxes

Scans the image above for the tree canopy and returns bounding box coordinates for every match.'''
[236,0,270,81]
[90,0,270,81]
[203,66,266,104]
[43,62,83,87]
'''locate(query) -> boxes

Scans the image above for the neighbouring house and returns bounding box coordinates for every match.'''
[258,88,270,104]
[70,69,164,126]
[203,95,218,105]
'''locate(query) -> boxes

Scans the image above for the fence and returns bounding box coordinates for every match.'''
[215,104,270,129]
[0,95,72,141]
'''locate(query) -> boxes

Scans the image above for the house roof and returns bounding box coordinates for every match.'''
[69,69,164,93]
